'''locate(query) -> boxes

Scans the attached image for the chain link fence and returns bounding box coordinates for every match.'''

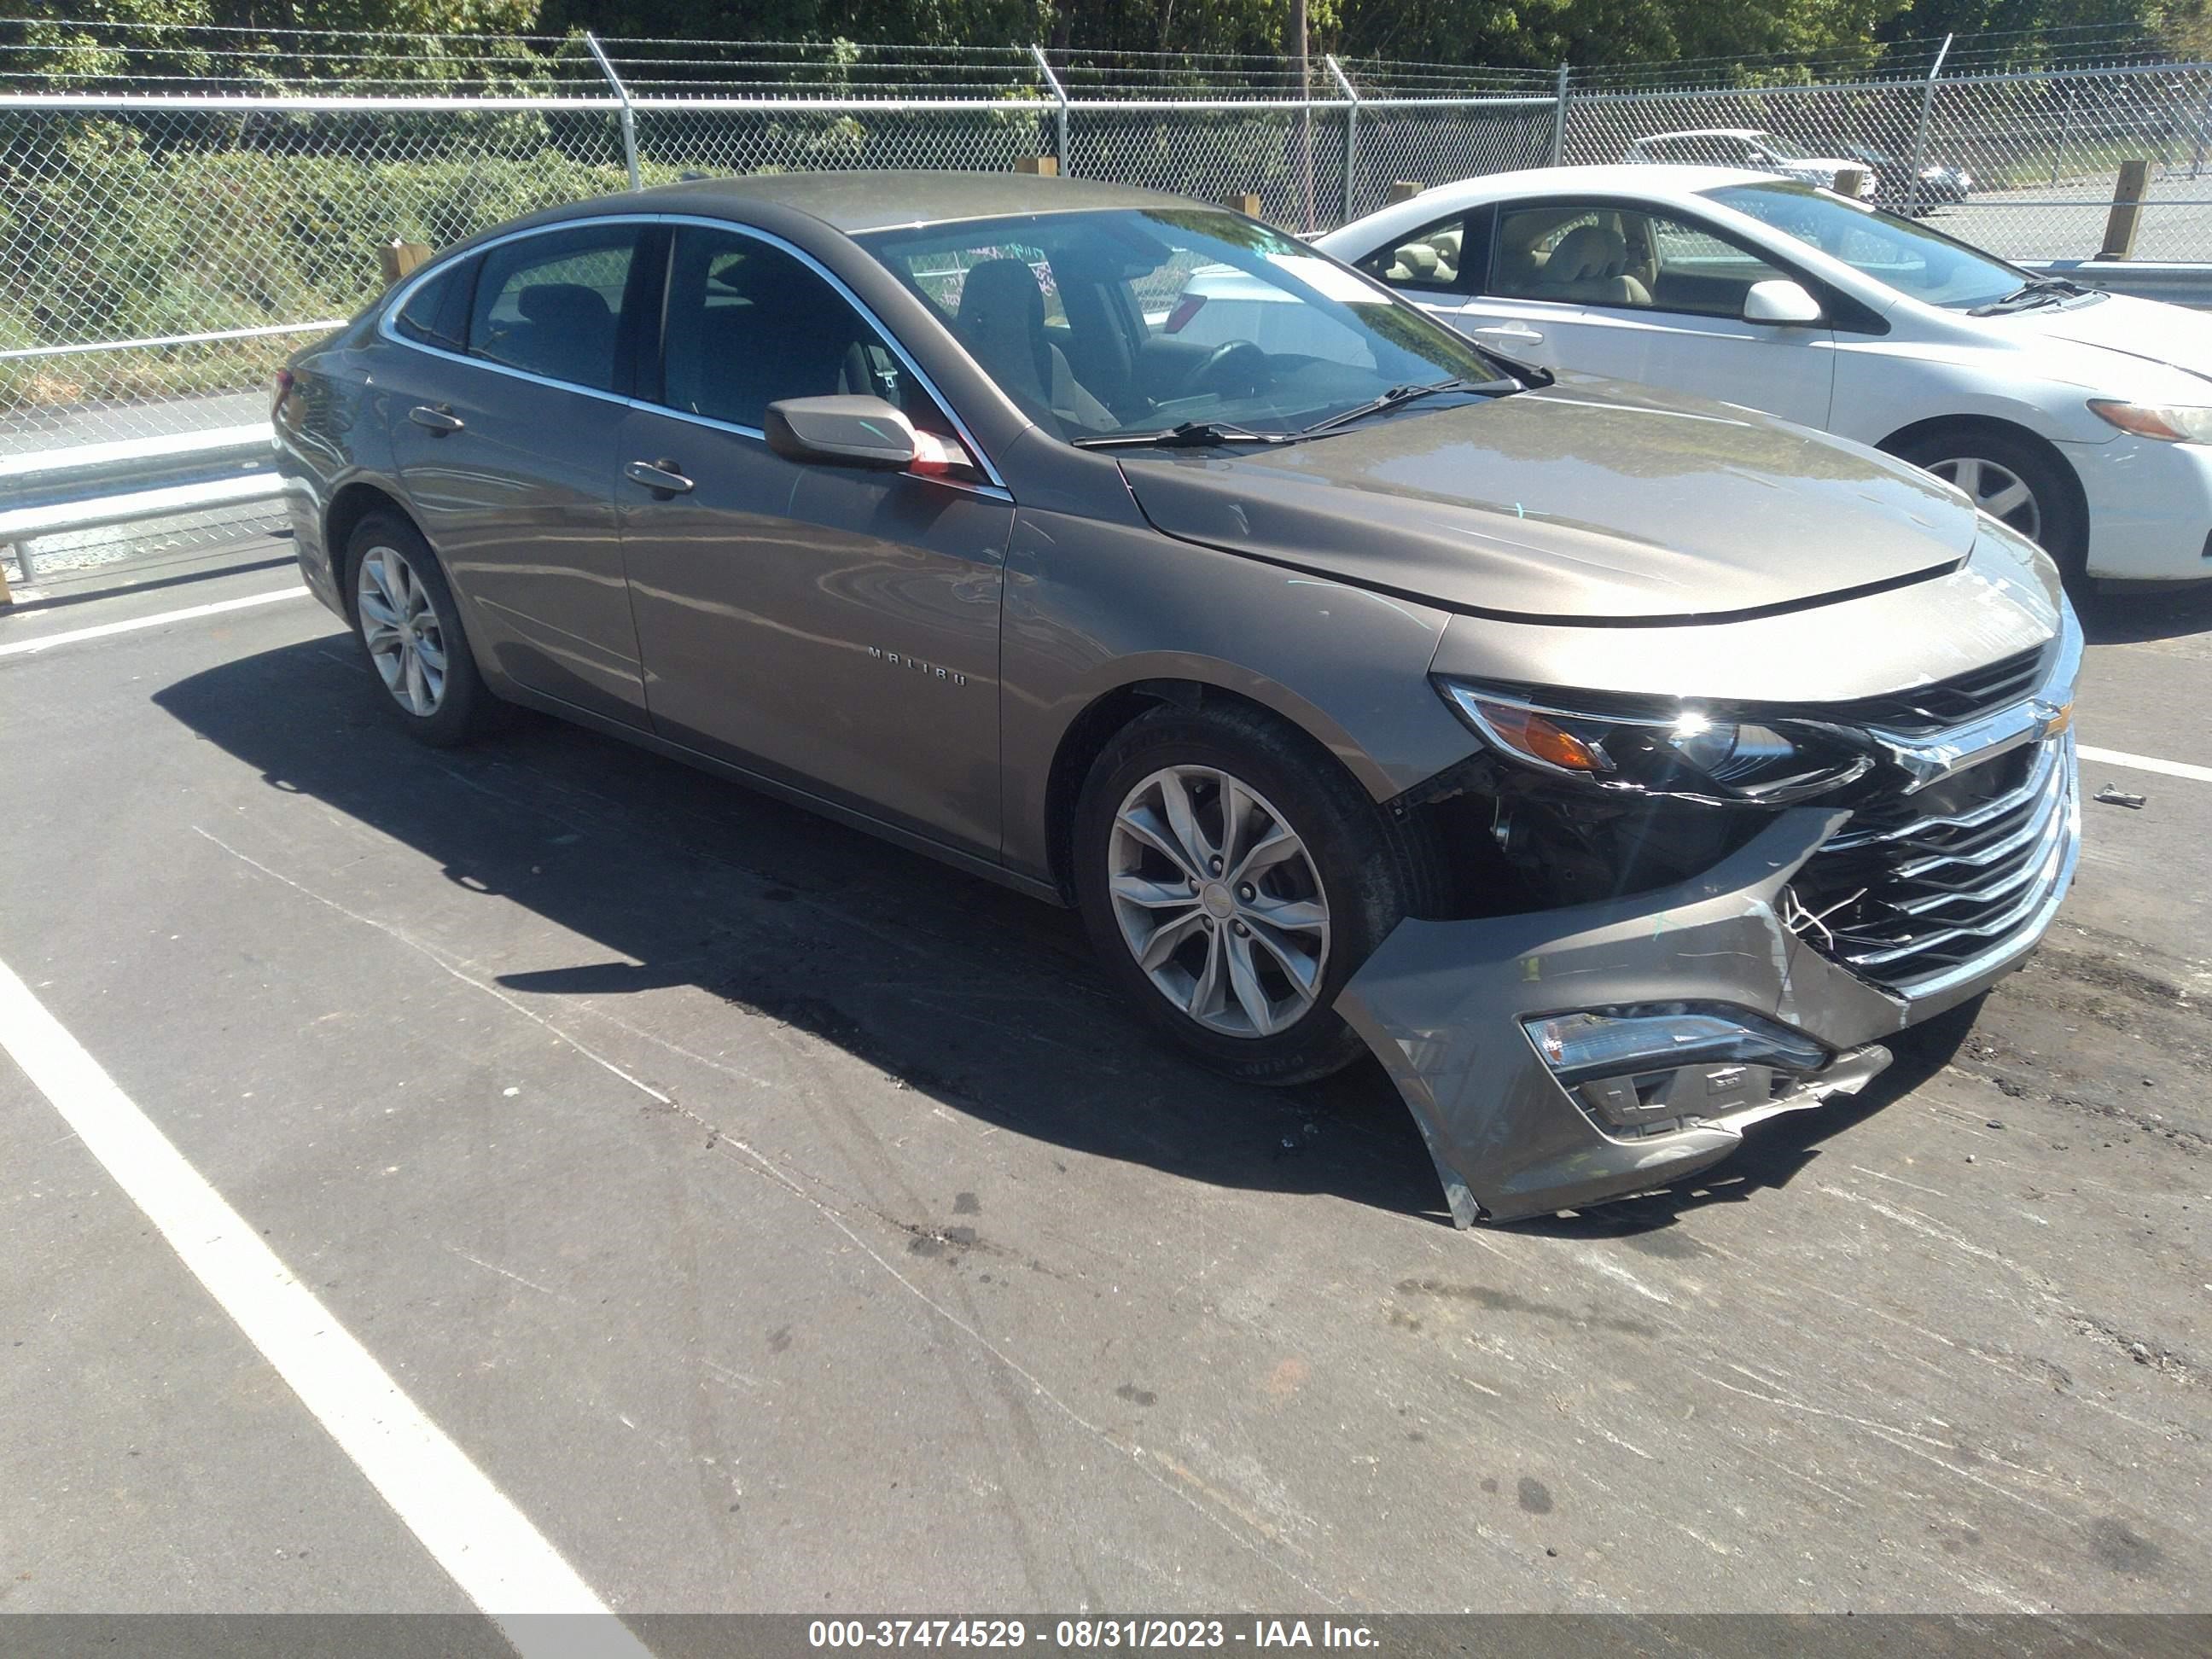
[3,19,2209,576]
[1561,47,2212,265]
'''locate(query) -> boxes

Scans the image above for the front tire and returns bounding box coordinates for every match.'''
[346,513,496,747]
[1072,701,1441,1086]
[1890,425,2087,579]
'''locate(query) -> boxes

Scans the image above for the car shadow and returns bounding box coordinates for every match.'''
[2075,580,2212,645]
[156,636,1967,1237]
[156,637,1452,1225]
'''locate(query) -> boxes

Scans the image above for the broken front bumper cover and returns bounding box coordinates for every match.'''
[1336,785,2080,1226]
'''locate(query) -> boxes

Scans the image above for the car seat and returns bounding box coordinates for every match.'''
[953,258,1112,429]
[1529,226,1651,306]
[509,282,618,385]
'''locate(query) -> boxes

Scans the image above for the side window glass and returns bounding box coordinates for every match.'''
[1355,214,1470,292]
[660,228,951,437]
[1641,212,1793,317]
[394,259,471,352]
[1492,207,1634,304]
[466,225,640,393]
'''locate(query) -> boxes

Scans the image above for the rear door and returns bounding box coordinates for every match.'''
[615,223,1012,858]
[383,219,657,725]
[1473,200,1837,428]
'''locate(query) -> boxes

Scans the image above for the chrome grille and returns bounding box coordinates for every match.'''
[1790,732,2077,998]
[1819,645,2052,736]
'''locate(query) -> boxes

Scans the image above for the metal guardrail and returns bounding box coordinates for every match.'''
[0,424,276,597]
[2024,260,2212,306]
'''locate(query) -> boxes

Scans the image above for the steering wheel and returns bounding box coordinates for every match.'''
[1177,339,1270,400]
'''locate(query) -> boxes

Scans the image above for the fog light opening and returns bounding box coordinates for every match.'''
[1524,1005,1833,1135]
[1525,1005,1828,1082]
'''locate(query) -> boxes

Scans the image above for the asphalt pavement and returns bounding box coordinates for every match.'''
[1,538,2207,1623]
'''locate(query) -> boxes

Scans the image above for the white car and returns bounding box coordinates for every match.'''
[1629,130,1879,201]
[1302,166,2212,584]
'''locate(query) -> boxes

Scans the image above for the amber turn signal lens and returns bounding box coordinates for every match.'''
[1483,704,1608,771]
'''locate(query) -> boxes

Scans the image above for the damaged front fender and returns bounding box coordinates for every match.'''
[1336,809,1907,1226]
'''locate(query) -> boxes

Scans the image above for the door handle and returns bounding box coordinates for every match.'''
[624,458,695,496]
[1467,323,1545,345]
[408,403,464,434]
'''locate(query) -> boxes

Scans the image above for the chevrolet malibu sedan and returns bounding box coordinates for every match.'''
[275,172,2081,1225]
[1313,166,2212,585]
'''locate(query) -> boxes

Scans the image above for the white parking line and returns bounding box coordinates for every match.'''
[0,954,650,1656]
[2078,743,2212,786]
[0,585,310,658]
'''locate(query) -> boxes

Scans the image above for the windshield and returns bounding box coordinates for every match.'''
[1706,179,2029,310]
[858,207,1503,442]
[1751,131,1809,160]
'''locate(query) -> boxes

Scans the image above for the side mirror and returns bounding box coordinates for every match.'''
[1743,279,1825,325]
[765,396,918,469]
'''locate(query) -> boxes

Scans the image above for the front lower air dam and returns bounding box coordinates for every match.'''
[1333,808,1910,1227]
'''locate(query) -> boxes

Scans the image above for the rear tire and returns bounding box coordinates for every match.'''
[1889,424,2087,580]
[1072,701,1442,1086]
[346,513,496,747]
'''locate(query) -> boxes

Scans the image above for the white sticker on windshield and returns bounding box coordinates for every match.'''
[1266,252,1388,304]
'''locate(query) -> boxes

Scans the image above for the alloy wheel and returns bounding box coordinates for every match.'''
[1106,765,1331,1039]
[1925,455,2042,543]
[356,544,448,717]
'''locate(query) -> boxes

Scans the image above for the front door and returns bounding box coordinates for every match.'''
[1477,201,1838,429]
[616,224,1012,858]
[1352,205,1567,373]
[384,220,655,725]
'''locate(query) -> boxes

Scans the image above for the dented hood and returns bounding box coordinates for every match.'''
[1117,379,1976,623]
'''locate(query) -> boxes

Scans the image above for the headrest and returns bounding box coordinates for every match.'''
[1426,228,1462,262]
[956,258,1045,336]
[1394,242,1440,278]
[1547,225,1626,283]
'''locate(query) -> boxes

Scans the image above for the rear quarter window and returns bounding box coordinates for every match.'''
[392,259,472,352]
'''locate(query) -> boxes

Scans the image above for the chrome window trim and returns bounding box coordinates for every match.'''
[376,211,1011,499]
[378,213,663,408]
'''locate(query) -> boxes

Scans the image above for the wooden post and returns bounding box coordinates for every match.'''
[2098,159,2151,259]
[1833,166,1866,201]
[377,238,431,288]
[1387,179,1424,203]
[1226,193,1263,218]
[1015,154,1059,176]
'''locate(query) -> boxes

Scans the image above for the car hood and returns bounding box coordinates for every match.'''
[1116,378,1977,623]
[2000,292,2212,386]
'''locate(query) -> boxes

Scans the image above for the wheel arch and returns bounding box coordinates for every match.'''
[1876,412,2090,570]
[1040,674,1391,905]
[1876,413,2088,515]
[324,479,417,618]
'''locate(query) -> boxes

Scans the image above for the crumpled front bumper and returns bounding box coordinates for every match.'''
[1336,772,2080,1225]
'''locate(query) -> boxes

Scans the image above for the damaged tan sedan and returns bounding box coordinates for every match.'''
[273,172,2080,1225]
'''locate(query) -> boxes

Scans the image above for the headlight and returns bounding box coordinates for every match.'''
[2089,399,2212,444]
[1435,681,1873,803]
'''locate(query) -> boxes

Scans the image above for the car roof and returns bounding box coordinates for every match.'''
[593,169,1202,235]
[1331,164,1778,218]
[1309,165,1800,258]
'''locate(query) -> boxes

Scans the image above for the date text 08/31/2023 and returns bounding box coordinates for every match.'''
[806,1621,1382,1650]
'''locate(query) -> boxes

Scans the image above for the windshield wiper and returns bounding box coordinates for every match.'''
[1969,276,2093,316]
[1294,375,1522,438]
[1070,420,1301,451]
